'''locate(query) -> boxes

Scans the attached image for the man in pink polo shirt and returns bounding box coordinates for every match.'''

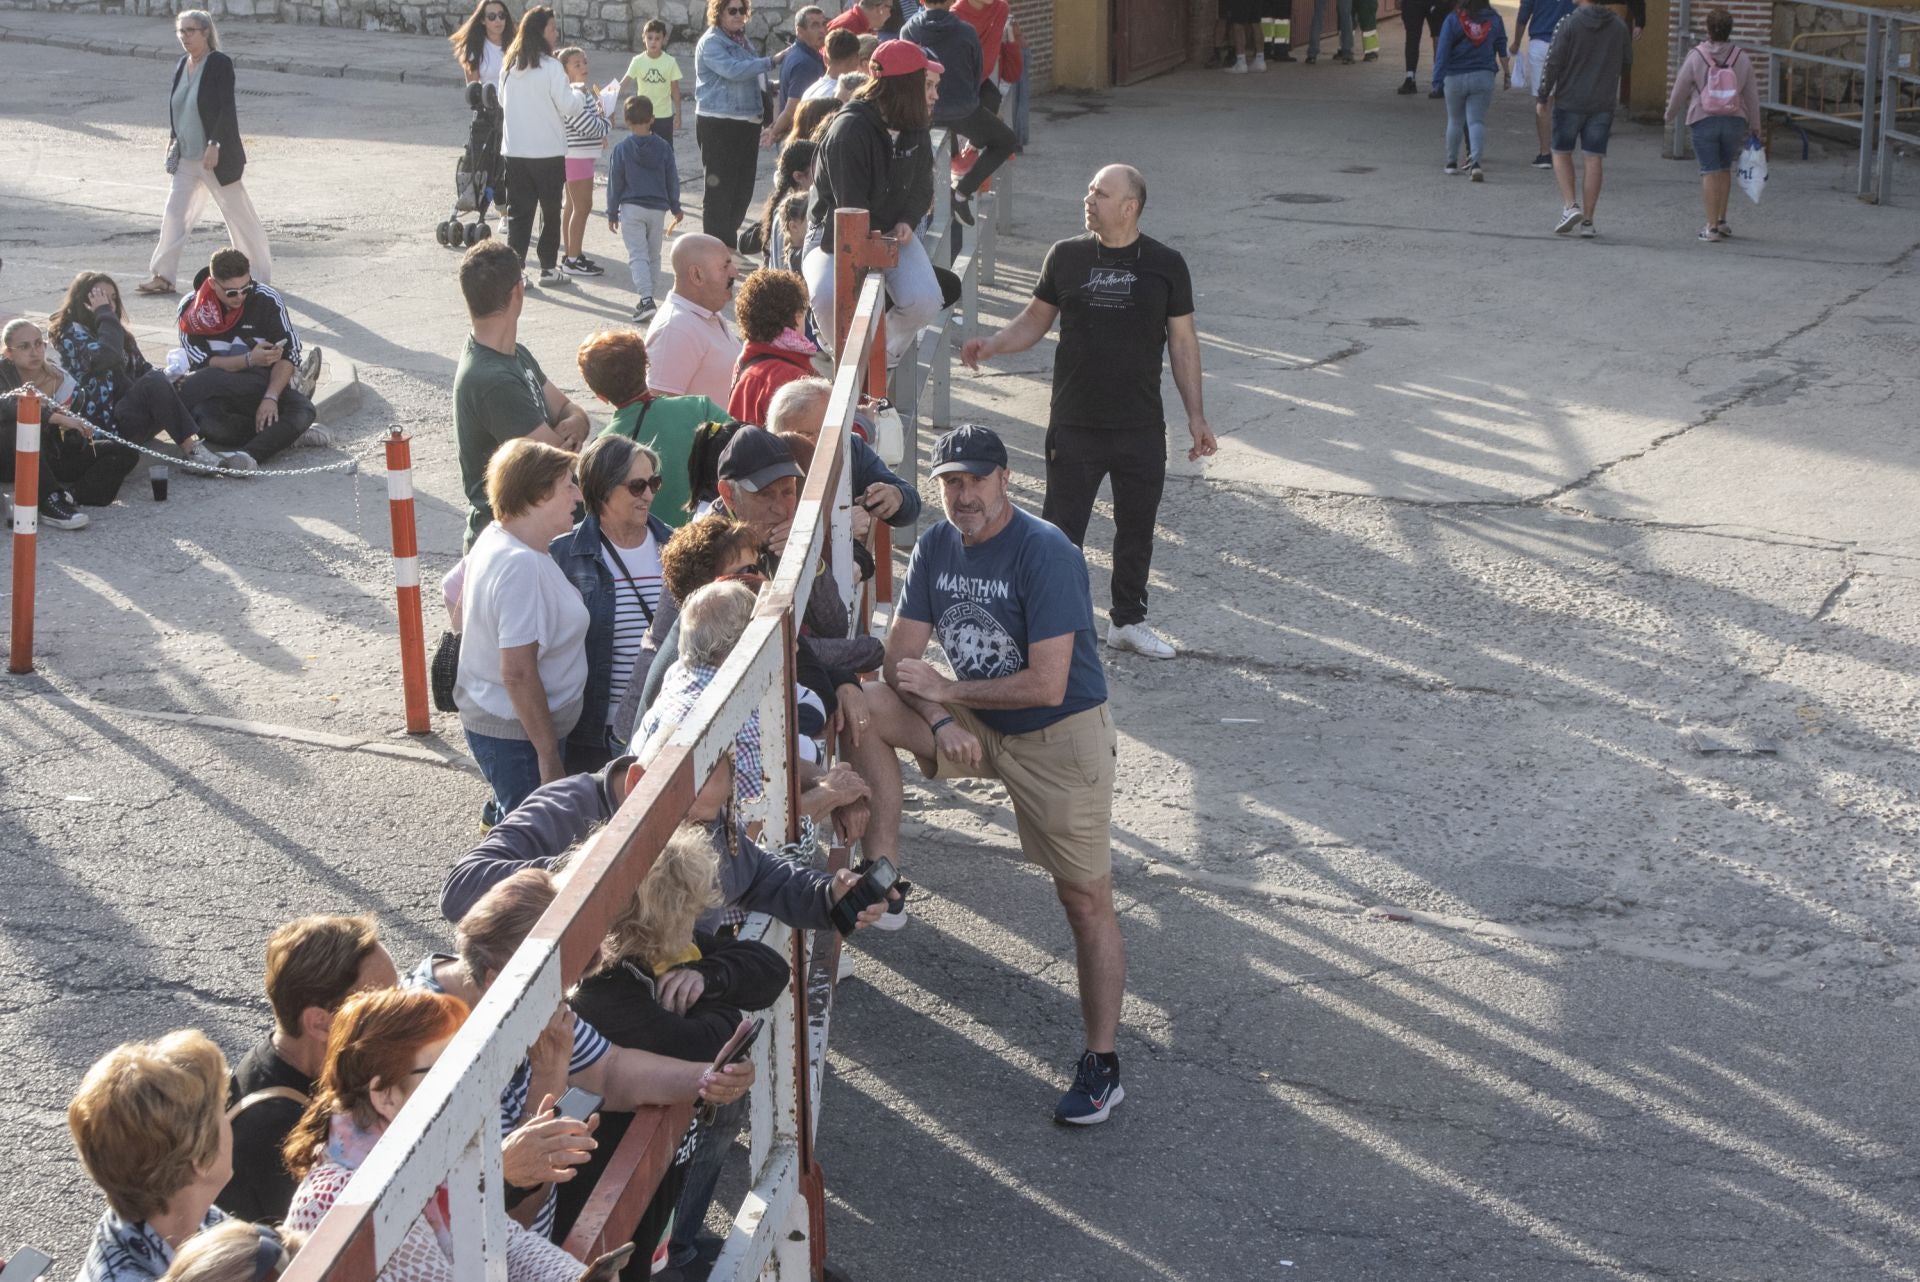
[644,232,744,405]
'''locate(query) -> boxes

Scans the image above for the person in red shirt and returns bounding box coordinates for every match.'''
[956,0,1007,79]
[827,0,892,37]
[727,268,819,426]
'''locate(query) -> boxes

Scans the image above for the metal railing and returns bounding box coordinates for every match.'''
[283,271,888,1282]
[1672,0,1919,201]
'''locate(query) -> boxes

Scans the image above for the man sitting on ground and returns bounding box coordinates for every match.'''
[645,233,743,406]
[219,915,400,1225]
[454,239,590,550]
[174,249,326,473]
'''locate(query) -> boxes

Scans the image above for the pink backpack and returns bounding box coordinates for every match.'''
[1697,45,1744,116]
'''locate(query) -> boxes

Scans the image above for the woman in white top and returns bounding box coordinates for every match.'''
[455,437,590,824]
[500,5,588,286]
[449,0,516,84]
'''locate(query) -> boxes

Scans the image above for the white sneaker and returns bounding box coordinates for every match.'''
[294,424,333,449]
[223,451,259,474]
[293,346,323,398]
[1226,55,1248,73]
[1554,205,1583,234]
[185,441,229,475]
[539,267,574,287]
[1252,53,1268,71]
[1107,622,1176,659]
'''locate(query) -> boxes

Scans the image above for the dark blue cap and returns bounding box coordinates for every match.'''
[717,425,804,492]
[928,424,1008,478]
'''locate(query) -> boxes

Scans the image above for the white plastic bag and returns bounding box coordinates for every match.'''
[1509,47,1529,92]
[1735,137,1767,204]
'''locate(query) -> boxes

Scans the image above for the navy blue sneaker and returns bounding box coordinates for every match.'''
[1054,1052,1124,1125]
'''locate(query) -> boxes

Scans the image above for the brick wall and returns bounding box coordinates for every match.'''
[1008,0,1052,91]
[1667,0,1774,99]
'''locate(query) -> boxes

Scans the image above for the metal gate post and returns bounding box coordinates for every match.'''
[1875,20,1903,204]
[1859,16,1884,197]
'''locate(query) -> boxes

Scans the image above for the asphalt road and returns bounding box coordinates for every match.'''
[4,13,1920,1280]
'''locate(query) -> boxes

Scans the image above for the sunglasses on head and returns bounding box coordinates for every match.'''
[624,475,663,497]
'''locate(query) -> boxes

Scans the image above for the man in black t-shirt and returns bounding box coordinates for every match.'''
[961,164,1215,660]
[220,915,399,1224]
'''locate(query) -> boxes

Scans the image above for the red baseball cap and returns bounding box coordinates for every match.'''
[870,39,943,77]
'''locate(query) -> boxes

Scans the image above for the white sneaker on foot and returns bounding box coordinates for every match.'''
[1554,205,1583,234]
[294,423,333,449]
[1107,622,1176,659]
[293,346,323,398]
[1226,55,1248,73]
[1252,53,1267,70]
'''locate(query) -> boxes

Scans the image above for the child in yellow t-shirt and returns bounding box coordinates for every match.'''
[620,19,683,145]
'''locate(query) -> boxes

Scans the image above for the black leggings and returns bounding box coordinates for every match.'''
[112,368,196,449]
[1402,0,1453,73]
[697,115,762,250]
[176,367,317,463]
[1041,424,1168,629]
[505,154,566,271]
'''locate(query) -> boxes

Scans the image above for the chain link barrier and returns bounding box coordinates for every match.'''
[2,385,382,479]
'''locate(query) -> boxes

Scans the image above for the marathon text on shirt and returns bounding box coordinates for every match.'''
[934,571,1012,600]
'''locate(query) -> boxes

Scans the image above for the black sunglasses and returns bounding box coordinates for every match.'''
[624,475,664,497]
[725,6,748,13]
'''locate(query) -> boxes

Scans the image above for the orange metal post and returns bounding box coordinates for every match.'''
[384,429,431,734]
[9,388,41,674]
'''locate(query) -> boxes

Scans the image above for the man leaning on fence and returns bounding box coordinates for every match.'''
[882,424,1130,1126]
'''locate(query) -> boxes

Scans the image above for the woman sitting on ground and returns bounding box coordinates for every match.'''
[550,433,674,774]
[727,269,819,427]
[49,271,202,462]
[1,317,137,530]
[68,1031,233,1282]
[282,988,607,1282]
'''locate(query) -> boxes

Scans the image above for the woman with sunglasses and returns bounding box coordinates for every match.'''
[693,0,776,251]
[450,0,517,84]
[550,434,673,773]
[136,10,272,297]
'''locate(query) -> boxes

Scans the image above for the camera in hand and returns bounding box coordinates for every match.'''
[829,857,900,936]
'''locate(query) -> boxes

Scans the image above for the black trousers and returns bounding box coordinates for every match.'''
[697,115,762,250]
[112,368,197,449]
[176,366,315,462]
[1402,0,1453,73]
[505,154,566,270]
[1,426,140,506]
[1041,423,1167,629]
[948,98,1018,199]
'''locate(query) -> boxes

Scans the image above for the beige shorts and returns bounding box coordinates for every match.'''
[915,702,1117,885]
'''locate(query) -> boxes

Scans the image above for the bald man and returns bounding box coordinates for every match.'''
[645,232,744,404]
[960,164,1215,661]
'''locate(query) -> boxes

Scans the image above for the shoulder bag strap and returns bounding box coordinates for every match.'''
[227,1085,311,1121]
[599,534,657,627]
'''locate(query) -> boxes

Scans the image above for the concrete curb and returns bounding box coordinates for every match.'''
[313,355,361,425]
[0,23,463,87]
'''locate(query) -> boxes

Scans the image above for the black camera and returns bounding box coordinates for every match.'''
[829,857,900,936]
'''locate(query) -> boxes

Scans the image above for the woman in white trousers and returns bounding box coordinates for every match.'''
[137,10,273,295]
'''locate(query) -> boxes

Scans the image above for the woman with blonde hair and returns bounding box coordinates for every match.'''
[160,1223,305,1282]
[69,1031,233,1282]
[136,10,272,296]
[455,437,590,821]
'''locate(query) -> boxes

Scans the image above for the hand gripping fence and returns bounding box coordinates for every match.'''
[3,387,430,733]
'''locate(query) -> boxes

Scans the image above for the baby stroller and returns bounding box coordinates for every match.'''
[437,81,506,248]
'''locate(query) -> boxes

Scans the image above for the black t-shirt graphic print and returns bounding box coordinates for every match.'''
[1033,232,1195,432]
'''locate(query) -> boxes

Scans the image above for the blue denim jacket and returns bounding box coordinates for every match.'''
[550,508,674,751]
[694,27,773,120]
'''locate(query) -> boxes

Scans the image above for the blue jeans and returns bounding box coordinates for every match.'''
[1551,107,1614,155]
[1690,115,1749,173]
[1010,66,1029,148]
[465,729,558,824]
[1444,70,1496,165]
[1310,0,1355,56]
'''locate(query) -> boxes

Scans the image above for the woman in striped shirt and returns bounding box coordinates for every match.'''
[551,433,672,772]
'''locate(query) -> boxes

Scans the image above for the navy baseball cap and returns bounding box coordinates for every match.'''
[718,425,804,492]
[928,424,1008,478]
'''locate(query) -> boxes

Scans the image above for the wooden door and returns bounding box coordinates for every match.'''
[1112,0,1188,85]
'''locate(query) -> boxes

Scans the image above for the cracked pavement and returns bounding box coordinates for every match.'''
[4,13,1920,1280]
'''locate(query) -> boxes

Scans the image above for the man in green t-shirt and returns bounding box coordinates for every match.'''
[453,242,589,549]
[576,327,731,530]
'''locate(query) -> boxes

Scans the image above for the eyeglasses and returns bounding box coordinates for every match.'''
[623,475,663,497]
[218,282,255,300]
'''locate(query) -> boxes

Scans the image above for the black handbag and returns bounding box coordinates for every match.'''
[430,630,461,713]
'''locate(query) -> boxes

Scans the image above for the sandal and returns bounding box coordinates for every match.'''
[134,277,174,295]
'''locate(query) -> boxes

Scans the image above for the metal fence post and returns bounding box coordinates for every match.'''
[1859,16,1884,197]
[9,387,41,675]
[383,429,431,734]
[1875,19,1902,204]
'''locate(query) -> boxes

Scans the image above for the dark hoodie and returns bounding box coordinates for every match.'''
[1538,2,1632,115]
[900,5,984,121]
[807,98,933,249]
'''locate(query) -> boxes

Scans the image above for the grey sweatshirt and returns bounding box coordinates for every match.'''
[1538,4,1632,115]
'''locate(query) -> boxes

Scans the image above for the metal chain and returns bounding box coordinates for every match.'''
[2,385,381,478]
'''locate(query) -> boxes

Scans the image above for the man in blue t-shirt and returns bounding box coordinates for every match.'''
[839,425,1128,1126]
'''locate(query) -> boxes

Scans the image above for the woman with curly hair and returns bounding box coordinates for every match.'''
[727,269,818,426]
